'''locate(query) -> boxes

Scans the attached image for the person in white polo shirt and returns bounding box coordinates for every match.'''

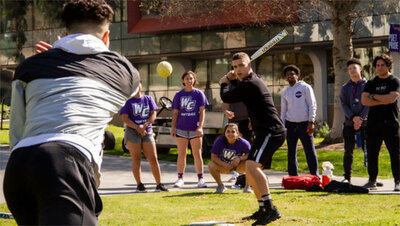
[281,65,319,177]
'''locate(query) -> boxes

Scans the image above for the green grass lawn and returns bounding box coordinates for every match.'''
[1,125,398,225]
[0,122,9,144]
[1,124,393,178]
[1,189,399,225]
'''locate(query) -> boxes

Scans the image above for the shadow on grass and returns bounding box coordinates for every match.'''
[162,192,211,198]
[180,219,246,226]
[162,191,243,198]
[274,189,374,196]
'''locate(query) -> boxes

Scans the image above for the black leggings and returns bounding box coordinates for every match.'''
[3,142,102,225]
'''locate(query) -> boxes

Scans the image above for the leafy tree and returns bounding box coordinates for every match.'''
[2,0,118,63]
[320,0,361,143]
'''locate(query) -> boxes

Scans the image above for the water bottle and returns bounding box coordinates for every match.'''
[321,161,334,187]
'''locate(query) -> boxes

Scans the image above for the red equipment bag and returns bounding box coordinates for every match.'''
[281,175,322,190]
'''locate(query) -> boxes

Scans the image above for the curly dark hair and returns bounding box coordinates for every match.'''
[62,0,114,30]
[372,54,392,70]
[283,65,301,77]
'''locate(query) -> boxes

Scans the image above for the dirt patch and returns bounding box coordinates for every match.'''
[315,142,344,151]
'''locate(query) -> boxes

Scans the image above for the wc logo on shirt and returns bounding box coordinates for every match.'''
[180,96,196,111]
[132,103,149,117]
[222,148,236,162]
[295,91,302,98]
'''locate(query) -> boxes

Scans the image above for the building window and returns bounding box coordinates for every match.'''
[160,34,181,53]
[256,52,314,105]
[181,33,201,52]
[194,60,208,90]
[202,31,224,51]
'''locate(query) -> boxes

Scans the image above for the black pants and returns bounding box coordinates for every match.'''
[286,121,319,176]
[343,125,365,180]
[3,142,102,225]
[366,122,400,183]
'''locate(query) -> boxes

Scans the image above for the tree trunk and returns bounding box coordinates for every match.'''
[322,0,360,144]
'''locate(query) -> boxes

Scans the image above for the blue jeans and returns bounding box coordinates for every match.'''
[286,121,319,176]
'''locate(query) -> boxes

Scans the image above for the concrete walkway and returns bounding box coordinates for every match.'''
[1,144,399,205]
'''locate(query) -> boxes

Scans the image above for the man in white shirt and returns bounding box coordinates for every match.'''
[281,65,319,176]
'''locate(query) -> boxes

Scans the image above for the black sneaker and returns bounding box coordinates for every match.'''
[376,180,384,187]
[252,206,281,225]
[136,183,147,193]
[363,180,377,190]
[155,183,169,192]
[242,209,261,221]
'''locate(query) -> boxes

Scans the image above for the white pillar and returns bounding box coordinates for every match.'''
[305,48,328,123]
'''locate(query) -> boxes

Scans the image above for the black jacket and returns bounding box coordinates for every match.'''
[220,72,285,135]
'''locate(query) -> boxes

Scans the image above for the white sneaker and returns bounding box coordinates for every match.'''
[197,178,207,188]
[243,185,253,193]
[215,185,227,194]
[174,179,184,187]
[231,184,241,190]
[228,171,239,182]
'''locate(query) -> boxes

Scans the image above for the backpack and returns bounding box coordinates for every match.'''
[281,175,322,190]
[323,180,369,193]
[235,174,246,188]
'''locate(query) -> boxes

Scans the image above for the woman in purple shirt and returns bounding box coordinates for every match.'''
[120,82,168,192]
[208,123,251,193]
[171,71,209,188]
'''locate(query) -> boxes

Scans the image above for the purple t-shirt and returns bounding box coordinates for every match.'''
[120,95,158,132]
[172,88,209,131]
[211,137,251,163]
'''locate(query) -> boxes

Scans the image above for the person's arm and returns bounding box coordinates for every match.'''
[361,92,385,106]
[219,70,237,85]
[240,153,249,161]
[121,114,147,136]
[170,109,179,137]
[196,106,206,137]
[35,41,53,53]
[231,153,249,168]
[222,103,234,119]
[373,92,400,104]
[211,153,233,170]
[340,86,355,119]
[220,79,247,103]
[280,91,287,124]
[9,80,27,150]
[143,110,156,128]
[305,85,317,135]
[306,85,317,123]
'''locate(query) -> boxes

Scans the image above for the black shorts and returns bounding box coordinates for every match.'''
[3,141,102,225]
[248,132,286,169]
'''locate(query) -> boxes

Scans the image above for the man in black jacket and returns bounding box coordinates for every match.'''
[220,52,286,225]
